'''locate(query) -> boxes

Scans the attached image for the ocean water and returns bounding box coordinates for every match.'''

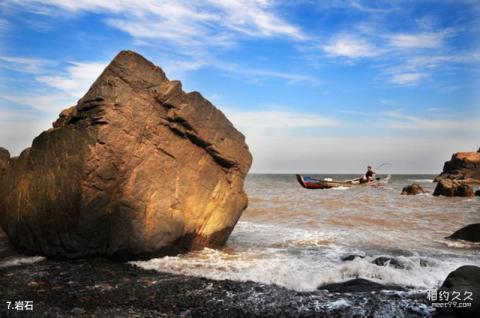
[132,174,480,292]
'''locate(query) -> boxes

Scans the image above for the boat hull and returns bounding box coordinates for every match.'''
[296,174,389,189]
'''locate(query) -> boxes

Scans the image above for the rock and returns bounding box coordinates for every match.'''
[434,265,480,318]
[476,189,480,197]
[435,150,480,183]
[401,183,425,195]
[0,50,252,260]
[372,256,404,269]
[447,224,480,242]
[341,254,365,261]
[0,147,9,171]
[318,278,405,293]
[433,179,474,197]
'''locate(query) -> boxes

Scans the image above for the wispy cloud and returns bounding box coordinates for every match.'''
[3,60,106,112]
[216,63,317,84]
[381,109,480,131]
[390,72,428,85]
[322,34,381,58]
[0,55,54,73]
[225,108,339,130]
[35,62,107,98]
[10,0,304,50]
[388,32,446,49]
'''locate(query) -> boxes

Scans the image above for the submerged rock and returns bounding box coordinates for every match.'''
[447,224,480,242]
[434,265,480,318]
[435,150,480,183]
[0,50,252,259]
[318,278,405,293]
[401,183,425,195]
[433,179,474,197]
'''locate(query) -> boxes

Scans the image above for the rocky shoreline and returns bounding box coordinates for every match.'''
[0,256,434,318]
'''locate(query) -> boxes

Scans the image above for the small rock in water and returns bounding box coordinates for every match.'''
[372,257,404,269]
[447,223,480,242]
[401,183,425,195]
[341,254,365,261]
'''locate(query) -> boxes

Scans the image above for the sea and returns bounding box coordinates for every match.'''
[1,174,479,294]
[133,174,480,292]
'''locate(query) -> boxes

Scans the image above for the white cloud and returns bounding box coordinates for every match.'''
[3,61,106,112]
[322,34,381,58]
[390,72,427,85]
[11,0,304,49]
[388,32,446,49]
[35,62,107,98]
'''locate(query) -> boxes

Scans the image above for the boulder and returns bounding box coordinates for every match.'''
[0,147,9,171]
[0,50,252,260]
[447,224,480,242]
[434,265,480,318]
[433,179,474,197]
[401,183,425,195]
[435,150,480,184]
[318,278,405,293]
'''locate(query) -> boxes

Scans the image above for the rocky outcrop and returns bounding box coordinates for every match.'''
[0,50,252,260]
[434,266,480,318]
[435,150,480,184]
[433,179,474,197]
[0,147,9,171]
[447,224,480,242]
[401,183,425,195]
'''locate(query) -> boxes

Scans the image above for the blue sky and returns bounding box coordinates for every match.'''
[0,0,479,173]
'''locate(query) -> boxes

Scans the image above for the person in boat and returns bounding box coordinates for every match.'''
[360,166,376,183]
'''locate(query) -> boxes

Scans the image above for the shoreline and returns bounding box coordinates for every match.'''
[0,257,433,317]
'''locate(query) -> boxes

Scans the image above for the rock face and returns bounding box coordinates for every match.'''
[434,266,480,318]
[0,147,9,171]
[0,50,252,259]
[447,224,480,242]
[433,179,474,197]
[401,183,425,195]
[435,150,480,183]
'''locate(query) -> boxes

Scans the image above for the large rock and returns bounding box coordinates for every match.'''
[447,224,480,242]
[435,150,480,184]
[434,266,480,318]
[0,51,252,259]
[0,147,9,171]
[433,179,474,197]
[401,183,425,195]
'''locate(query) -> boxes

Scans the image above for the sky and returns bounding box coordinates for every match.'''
[0,0,479,174]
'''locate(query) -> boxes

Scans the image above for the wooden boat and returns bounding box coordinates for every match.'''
[296,174,390,189]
